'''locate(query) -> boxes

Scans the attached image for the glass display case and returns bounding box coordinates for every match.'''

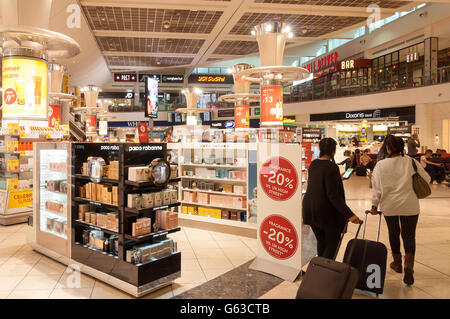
[33,142,71,257]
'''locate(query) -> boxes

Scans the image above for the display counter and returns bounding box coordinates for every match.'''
[27,142,181,297]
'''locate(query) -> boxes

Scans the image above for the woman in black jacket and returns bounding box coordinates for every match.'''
[303,138,361,259]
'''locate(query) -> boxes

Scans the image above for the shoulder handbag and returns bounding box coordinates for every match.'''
[411,159,431,199]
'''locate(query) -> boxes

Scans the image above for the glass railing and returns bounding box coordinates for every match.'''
[284,67,450,104]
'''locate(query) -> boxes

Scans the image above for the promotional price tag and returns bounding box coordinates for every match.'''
[85,114,97,134]
[137,123,149,143]
[234,105,249,129]
[260,86,283,125]
[260,214,298,260]
[260,156,298,201]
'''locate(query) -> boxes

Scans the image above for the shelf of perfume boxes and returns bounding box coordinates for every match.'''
[124,227,181,243]
[124,178,181,188]
[75,175,119,184]
[181,188,246,197]
[40,208,67,220]
[124,202,181,216]
[0,169,32,174]
[181,201,247,211]
[73,220,120,236]
[73,197,119,210]
[181,175,246,183]
[73,242,119,260]
[40,187,68,198]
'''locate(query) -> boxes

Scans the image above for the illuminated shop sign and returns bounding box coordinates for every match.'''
[341,60,355,70]
[139,74,161,83]
[303,51,338,73]
[340,59,372,70]
[406,52,419,63]
[188,73,234,84]
[162,74,184,83]
[114,73,137,82]
[310,106,415,122]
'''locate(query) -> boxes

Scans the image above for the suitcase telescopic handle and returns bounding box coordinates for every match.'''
[363,211,382,242]
[335,220,363,261]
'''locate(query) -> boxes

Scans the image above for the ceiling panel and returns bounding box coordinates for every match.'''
[213,40,260,55]
[230,12,367,37]
[82,6,223,33]
[97,37,204,54]
[106,56,194,67]
[253,0,412,8]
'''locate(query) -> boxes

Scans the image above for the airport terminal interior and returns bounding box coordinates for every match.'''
[0,0,449,300]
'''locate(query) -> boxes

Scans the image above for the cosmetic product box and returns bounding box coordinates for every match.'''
[154,192,163,207]
[90,213,97,225]
[132,217,151,237]
[128,166,150,182]
[141,193,154,208]
[78,204,93,220]
[233,185,245,195]
[230,211,238,221]
[221,211,230,219]
[222,185,233,193]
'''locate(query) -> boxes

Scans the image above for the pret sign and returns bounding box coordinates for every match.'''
[114,73,137,82]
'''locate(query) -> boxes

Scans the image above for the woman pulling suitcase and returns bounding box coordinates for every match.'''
[370,136,431,285]
[303,138,361,260]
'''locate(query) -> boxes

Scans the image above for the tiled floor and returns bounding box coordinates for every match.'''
[0,176,448,299]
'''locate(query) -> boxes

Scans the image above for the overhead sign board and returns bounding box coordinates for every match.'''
[114,73,137,82]
[139,74,161,83]
[188,73,234,85]
[162,74,184,83]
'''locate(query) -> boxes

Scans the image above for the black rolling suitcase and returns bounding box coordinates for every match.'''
[343,211,387,295]
[296,221,363,299]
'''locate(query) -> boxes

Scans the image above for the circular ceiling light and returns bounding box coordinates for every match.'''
[163,21,171,29]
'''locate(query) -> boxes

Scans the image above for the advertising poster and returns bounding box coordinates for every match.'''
[85,114,97,134]
[137,123,149,143]
[235,105,250,129]
[260,86,283,125]
[145,78,158,118]
[48,105,61,127]
[99,121,108,136]
[250,143,304,281]
[8,189,33,209]
[2,57,48,120]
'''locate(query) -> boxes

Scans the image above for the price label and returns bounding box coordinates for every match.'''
[260,156,298,201]
[260,214,298,260]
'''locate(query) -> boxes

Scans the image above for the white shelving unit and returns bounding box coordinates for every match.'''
[174,142,258,236]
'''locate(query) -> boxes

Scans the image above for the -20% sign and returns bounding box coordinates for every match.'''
[260,157,298,201]
[260,215,298,260]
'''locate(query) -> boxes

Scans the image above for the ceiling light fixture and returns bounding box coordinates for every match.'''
[163,21,171,29]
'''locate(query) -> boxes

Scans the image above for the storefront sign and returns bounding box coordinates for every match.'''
[85,114,97,134]
[188,73,234,84]
[2,57,48,120]
[137,123,149,143]
[310,106,415,122]
[162,74,184,83]
[388,125,412,134]
[251,143,304,281]
[139,74,161,83]
[261,86,283,125]
[339,59,372,70]
[406,52,419,63]
[218,109,235,118]
[235,105,250,129]
[48,105,61,127]
[99,121,108,136]
[303,51,338,73]
[114,73,137,82]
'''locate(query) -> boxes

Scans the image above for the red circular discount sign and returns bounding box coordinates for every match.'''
[260,156,298,201]
[260,214,298,260]
[4,88,17,105]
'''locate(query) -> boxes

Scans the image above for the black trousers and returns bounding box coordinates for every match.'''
[384,215,419,255]
[311,226,342,260]
[425,164,445,182]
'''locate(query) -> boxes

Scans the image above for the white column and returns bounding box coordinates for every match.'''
[415,103,432,151]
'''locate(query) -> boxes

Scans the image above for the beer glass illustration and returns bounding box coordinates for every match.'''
[33,76,42,105]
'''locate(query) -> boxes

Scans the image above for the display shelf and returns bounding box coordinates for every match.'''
[74,242,119,259]
[75,174,119,184]
[40,208,67,219]
[181,201,247,211]
[181,188,246,197]
[124,202,181,215]
[73,197,118,209]
[124,227,181,243]
[134,251,180,267]
[74,220,119,236]
[181,163,246,169]
[40,188,67,196]
[181,176,246,183]
[125,178,180,188]
[179,213,256,230]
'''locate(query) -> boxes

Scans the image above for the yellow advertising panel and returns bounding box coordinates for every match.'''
[2,57,48,120]
[8,189,33,209]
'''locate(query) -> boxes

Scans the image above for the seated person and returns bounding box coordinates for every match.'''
[421,149,445,184]
[437,149,450,159]
[361,149,375,171]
